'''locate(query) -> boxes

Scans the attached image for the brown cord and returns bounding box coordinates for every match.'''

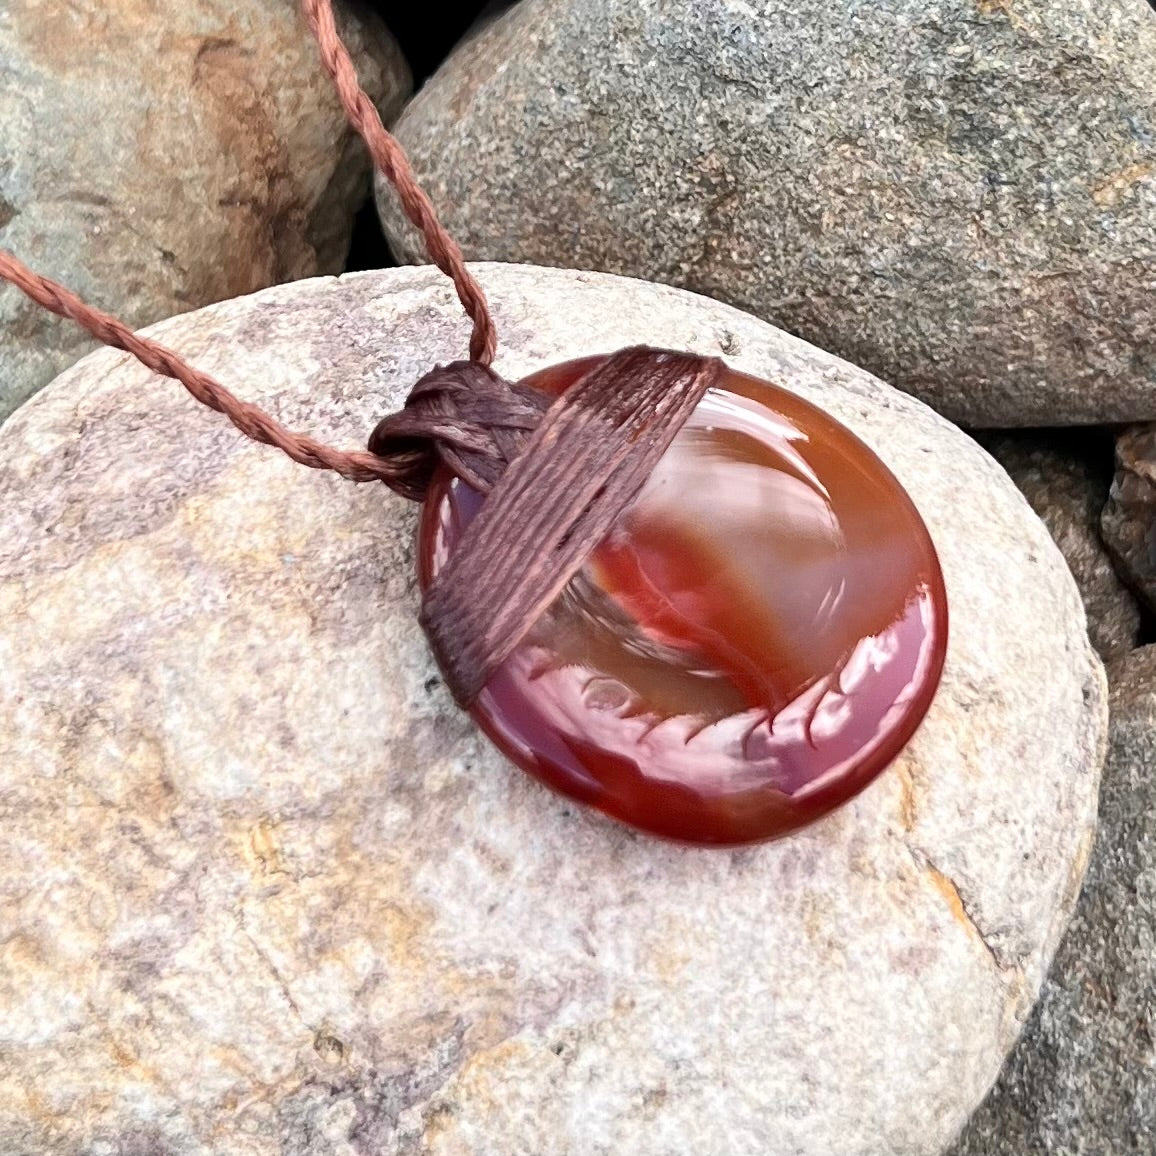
[0,250,403,483]
[368,360,551,502]
[0,0,496,486]
[421,348,722,705]
[300,0,496,366]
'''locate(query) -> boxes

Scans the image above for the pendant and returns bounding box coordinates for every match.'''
[419,355,948,845]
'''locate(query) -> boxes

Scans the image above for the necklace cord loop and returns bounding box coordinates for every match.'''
[300,0,496,366]
[0,251,401,484]
[417,348,723,706]
[0,0,718,707]
[0,0,495,485]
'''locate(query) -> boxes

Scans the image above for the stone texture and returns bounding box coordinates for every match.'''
[0,0,409,421]
[422,354,950,845]
[983,431,1141,662]
[0,265,1106,1155]
[1102,423,1156,614]
[377,0,1156,428]
[951,645,1156,1155]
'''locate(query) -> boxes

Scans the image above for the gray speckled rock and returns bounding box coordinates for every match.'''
[0,265,1106,1156]
[951,644,1156,1156]
[1102,423,1156,614]
[982,431,1141,662]
[377,0,1156,427]
[0,0,409,421]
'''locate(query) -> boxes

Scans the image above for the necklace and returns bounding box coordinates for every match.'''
[0,0,946,845]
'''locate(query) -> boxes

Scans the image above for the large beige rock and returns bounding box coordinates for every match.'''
[378,0,1156,427]
[0,0,409,420]
[0,265,1106,1155]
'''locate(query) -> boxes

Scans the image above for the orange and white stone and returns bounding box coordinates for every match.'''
[423,357,948,844]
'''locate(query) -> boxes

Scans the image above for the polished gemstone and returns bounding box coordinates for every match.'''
[420,356,948,845]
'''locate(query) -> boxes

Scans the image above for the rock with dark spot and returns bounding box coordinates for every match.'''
[982,431,1141,661]
[1102,423,1156,614]
[0,0,410,421]
[0,265,1106,1155]
[378,0,1156,427]
[950,644,1156,1155]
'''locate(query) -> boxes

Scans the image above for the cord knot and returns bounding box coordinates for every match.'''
[366,347,724,706]
[367,361,548,502]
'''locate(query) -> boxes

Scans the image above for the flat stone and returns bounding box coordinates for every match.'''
[950,644,1156,1156]
[1102,423,1156,615]
[0,265,1106,1155]
[0,0,409,421]
[377,0,1156,427]
[982,432,1141,662]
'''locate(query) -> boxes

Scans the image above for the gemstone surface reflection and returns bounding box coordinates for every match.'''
[419,356,948,845]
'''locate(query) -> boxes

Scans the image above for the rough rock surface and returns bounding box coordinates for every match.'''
[951,645,1156,1155]
[0,0,409,421]
[983,432,1141,662]
[378,0,1156,427]
[0,265,1106,1155]
[1102,423,1156,614]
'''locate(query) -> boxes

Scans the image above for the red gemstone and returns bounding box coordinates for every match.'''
[420,356,948,845]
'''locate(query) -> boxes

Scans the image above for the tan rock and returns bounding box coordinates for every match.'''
[0,265,1106,1155]
[0,0,410,420]
[982,431,1141,662]
[1102,422,1156,615]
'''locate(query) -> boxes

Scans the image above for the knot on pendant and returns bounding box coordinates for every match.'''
[367,348,725,708]
[368,361,549,502]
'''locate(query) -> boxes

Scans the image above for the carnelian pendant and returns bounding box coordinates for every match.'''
[419,356,948,845]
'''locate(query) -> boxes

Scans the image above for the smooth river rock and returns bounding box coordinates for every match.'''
[0,0,409,421]
[1102,423,1156,614]
[951,645,1156,1155]
[0,265,1106,1155]
[378,0,1156,427]
[982,432,1141,662]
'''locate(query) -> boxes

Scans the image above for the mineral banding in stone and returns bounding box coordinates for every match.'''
[421,357,949,844]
